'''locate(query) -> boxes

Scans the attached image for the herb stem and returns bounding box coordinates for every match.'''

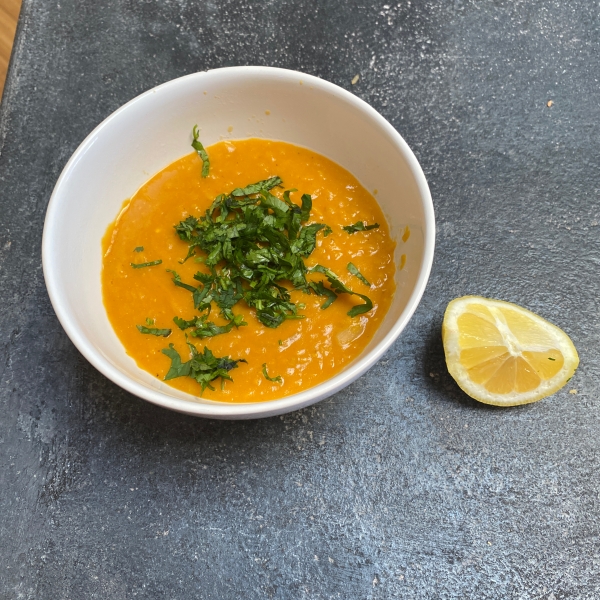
[131,260,162,269]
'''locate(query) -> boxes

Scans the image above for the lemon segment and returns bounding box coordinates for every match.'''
[442,296,579,406]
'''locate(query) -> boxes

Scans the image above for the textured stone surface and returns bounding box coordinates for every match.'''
[1,0,599,598]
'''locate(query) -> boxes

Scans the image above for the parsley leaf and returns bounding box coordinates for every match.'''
[244,285,302,328]
[161,342,246,394]
[172,316,199,330]
[307,280,338,309]
[230,176,282,197]
[131,260,162,269]
[134,246,144,252]
[173,313,247,337]
[161,344,191,379]
[342,221,380,234]
[310,265,373,317]
[300,193,312,222]
[136,325,172,337]
[166,269,198,294]
[347,262,371,287]
[347,297,373,318]
[262,363,282,383]
[191,125,210,178]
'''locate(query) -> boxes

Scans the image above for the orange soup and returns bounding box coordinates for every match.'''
[102,139,396,402]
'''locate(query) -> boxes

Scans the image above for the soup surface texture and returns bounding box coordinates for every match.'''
[102,139,396,402]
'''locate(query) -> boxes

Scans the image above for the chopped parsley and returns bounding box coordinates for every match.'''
[131,260,162,269]
[171,176,373,328]
[262,363,282,383]
[342,221,380,234]
[134,246,144,252]
[347,262,371,287]
[136,325,172,337]
[162,341,246,393]
[192,125,210,178]
[310,265,373,317]
[173,313,247,338]
[307,280,337,309]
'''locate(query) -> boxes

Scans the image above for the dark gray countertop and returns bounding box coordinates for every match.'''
[1,1,599,598]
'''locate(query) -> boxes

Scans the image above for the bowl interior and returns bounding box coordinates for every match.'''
[43,67,433,417]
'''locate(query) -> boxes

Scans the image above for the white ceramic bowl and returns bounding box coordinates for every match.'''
[42,66,434,419]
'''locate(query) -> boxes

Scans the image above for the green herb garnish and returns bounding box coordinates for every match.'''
[311,265,373,317]
[171,176,369,328]
[134,246,144,252]
[548,357,556,361]
[136,325,172,337]
[307,280,338,309]
[262,363,282,383]
[167,269,210,311]
[162,342,246,393]
[145,317,154,325]
[131,260,162,269]
[347,262,371,287]
[173,314,247,338]
[342,221,380,234]
[192,125,210,178]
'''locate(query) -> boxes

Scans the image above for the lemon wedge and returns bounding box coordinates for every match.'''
[442,296,579,406]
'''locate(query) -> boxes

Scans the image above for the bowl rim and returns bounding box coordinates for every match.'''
[42,65,435,419]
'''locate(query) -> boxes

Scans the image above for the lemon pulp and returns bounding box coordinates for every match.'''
[443,296,578,406]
